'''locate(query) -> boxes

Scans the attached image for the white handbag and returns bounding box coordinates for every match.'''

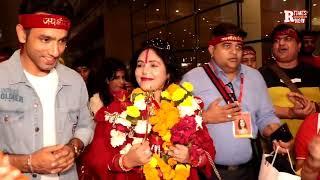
[258,146,300,180]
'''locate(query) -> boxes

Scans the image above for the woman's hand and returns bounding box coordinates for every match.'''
[0,152,26,180]
[168,144,190,164]
[123,141,152,168]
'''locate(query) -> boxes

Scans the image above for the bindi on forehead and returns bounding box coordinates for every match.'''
[144,49,150,63]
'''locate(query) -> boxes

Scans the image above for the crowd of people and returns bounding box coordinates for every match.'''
[0,0,320,180]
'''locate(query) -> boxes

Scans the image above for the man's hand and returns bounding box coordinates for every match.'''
[263,123,294,154]
[287,92,316,119]
[272,139,294,154]
[52,145,75,173]
[30,144,65,174]
[203,98,241,124]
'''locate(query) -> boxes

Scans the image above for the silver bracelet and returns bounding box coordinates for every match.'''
[27,154,34,173]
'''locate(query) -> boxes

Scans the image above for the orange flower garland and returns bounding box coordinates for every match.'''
[143,82,202,180]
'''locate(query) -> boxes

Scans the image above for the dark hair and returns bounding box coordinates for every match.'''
[96,58,127,105]
[72,59,95,97]
[210,23,247,39]
[270,24,300,42]
[238,119,247,129]
[130,38,181,88]
[19,0,73,20]
[242,46,256,54]
[300,30,317,38]
[72,59,90,70]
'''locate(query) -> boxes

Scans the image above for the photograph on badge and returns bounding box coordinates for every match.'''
[233,112,253,138]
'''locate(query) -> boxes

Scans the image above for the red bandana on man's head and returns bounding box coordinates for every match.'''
[242,49,256,56]
[19,14,71,30]
[208,35,243,46]
[274,28,299,42]
[243,46,256,56]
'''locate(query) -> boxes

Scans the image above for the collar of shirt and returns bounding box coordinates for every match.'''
[8,50,72,86]
[209,59,244,84]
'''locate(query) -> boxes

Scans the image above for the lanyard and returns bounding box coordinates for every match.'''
[209,63,244,104]
[218,75,244,104]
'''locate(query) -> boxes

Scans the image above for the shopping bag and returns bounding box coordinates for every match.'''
[258,146,300,180]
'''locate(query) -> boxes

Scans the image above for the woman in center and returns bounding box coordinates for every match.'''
[84,39,216,180]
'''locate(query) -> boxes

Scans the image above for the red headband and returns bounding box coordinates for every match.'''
[208,35,243,46]
[243,49,256,56]
[19,14,71,30]
[274,29,299,42]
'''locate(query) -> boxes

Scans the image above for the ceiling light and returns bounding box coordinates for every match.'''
[156,8,160,11]
[175,9,179,13]
[202,17,206,21]
[183,29,187,32]
[277,20,281,23]
[283,0,286,1]
[280,11,283,14]
[198,8,201,11]
[206,20,209,23]
[313,3,317,7]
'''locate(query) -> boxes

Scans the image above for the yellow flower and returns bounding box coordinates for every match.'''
[126,106,140,118]
[162,142,172,151]
[161,90,171,100]
[149,156,158,168]
[172,88,187,101]
[180,96,193,106]
[143,164,160,180]
[162,132,171,142]
[130,88,145,102]
[182,82,193,92]
[132,88,144,95]
[167,84,180,95]
[174,164,191,180]
[175,164,190,171]
[149,116,160,124]
[168,158,177,166]
[134,94,146,102]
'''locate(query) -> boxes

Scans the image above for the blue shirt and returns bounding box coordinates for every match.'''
[182,62,279,165]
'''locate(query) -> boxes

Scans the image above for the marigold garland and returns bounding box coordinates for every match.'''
[106,82,203,180]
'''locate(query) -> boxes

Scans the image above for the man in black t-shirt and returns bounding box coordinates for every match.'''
[259,24,320,138]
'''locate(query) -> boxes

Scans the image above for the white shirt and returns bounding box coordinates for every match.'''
[25,69,59,180]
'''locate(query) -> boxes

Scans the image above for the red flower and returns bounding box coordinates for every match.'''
[189,144,204,166]
[171,116,197,145]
